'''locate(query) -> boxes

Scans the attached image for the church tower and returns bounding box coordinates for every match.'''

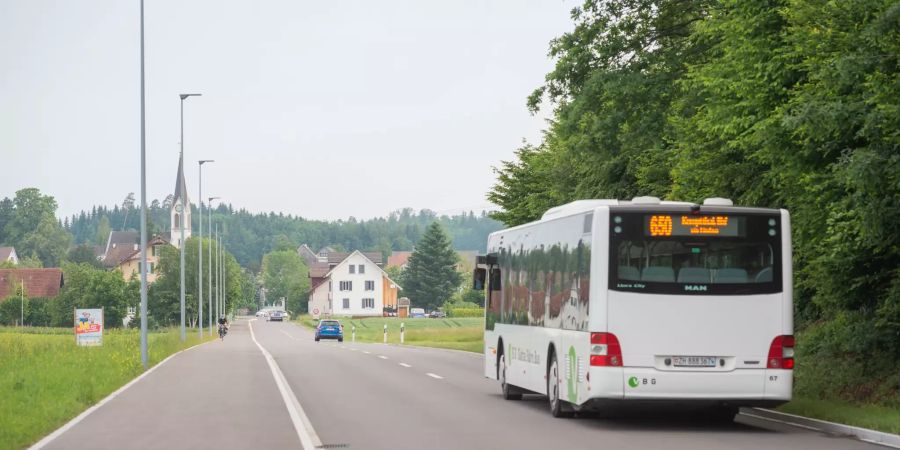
[170,152,191,248]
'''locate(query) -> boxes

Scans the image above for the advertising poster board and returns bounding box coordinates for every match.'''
[75,308,104,346]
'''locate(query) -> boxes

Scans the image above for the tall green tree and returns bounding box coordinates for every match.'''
[50,263,138,328]
[66,244,102,268]
[261,250,309,315]
[402,223,462,311]
[95,216,111,246]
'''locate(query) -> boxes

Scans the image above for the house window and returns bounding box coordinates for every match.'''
[349,265,355,274]
[362,298,374,309]
[339,281,352,291]
[342,298,350,309]
[365,280,375,291]
[359,264,365,274]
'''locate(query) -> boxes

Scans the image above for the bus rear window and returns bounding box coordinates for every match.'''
[610,212,782,295]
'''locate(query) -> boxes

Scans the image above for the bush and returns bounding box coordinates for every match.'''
[446,307,484,318]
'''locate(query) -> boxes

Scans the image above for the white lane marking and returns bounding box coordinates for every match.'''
[378,355,388,360]
[249,319,322,450]
[426,373,444,380]
[349,348,358,351]
[362,351,371,354]
[280,330,297,340]
[399,363,412,368]
[30,332,214,449]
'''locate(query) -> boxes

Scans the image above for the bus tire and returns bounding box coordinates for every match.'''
[499,350,522,400]
[702,405,738,424]
[547,353,573,418]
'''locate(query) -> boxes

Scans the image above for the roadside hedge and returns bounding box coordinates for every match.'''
[446,307,484,318]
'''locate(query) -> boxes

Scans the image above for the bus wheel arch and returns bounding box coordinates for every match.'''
[497,338,522,400]
[547,343,573,418]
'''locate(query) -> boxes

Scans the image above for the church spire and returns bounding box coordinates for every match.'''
[173,151,189,206]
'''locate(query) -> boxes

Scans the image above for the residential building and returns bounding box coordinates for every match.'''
[0,247,19,265]
[308,250,400,317]
[386,251,412,270]
[111,236,169,283]
[0,268,64,298]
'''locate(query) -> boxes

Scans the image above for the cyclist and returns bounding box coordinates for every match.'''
[217,316,229,339]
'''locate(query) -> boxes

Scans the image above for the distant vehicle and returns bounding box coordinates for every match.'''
[255,310,268,318]
[429,310,446,318]
[477,198,793,421]
[315,320,343,342]
[267,310,284,322]
[410,308,426,318]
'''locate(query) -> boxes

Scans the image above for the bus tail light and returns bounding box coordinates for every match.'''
[590,332,622,367]
[767,335,795,369]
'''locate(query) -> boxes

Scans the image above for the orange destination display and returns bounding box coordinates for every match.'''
[646,214,744,237]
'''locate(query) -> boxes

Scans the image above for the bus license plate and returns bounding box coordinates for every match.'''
[673,356,717,367]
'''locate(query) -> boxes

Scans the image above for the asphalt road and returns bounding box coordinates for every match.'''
[39,317,884,450]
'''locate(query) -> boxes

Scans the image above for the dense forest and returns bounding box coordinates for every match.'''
[489,0,899,406]
[64,198,501,270]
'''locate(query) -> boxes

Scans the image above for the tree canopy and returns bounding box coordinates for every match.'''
[402,223,463,311]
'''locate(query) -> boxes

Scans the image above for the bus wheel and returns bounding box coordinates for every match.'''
[499,352,522,400]
[548,354,573,418]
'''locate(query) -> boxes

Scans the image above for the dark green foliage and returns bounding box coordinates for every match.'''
[65,245,102,268]
[1,189,72,267]
[261,250,310,315]
[68,204,502,269]
[490,0,900,404]
[50,263,139,328]
[402,223,463,311]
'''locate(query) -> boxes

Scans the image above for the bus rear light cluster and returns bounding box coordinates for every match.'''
[767,335,795,369]
[590,332,623,367]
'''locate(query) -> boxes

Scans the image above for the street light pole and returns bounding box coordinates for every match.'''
[178,92,201,342]
[208,196,219,334]
[139,0,149,368]
[214,223,219,322]
[198,160,213,338]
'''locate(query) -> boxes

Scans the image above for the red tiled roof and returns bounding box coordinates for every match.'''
[309,262,330,278]
[387,251,413,269]
[0,268,64,298]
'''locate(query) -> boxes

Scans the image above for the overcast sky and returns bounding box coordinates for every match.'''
[1,0,575,220]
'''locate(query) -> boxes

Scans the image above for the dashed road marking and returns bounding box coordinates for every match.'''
[362,351,371,354]
[399,363,411,368]
[426,373,444,380]
[280,330,297,340]
[378,355,388,360]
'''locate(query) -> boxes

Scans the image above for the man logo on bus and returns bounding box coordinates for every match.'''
[685,285,708,292]
[628,376,639,388]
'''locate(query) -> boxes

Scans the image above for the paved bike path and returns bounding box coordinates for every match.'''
[41,319,301,450]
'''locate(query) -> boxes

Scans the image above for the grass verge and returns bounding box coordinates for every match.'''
[0,327,213,450]
[297,316,484,353]
[777,396,900,435]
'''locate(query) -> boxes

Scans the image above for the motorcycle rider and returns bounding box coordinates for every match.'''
[217,315,229,338]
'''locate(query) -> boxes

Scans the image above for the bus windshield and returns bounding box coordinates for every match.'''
[609,212,782,295]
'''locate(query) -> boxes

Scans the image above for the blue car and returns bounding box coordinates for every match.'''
[315,320,343,342]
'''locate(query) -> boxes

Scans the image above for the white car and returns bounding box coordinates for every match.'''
[255,310,268,317]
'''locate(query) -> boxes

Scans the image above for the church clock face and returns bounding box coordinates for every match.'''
[175,204,183,213]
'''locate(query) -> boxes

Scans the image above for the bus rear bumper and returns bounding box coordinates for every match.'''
[586,367,792,407]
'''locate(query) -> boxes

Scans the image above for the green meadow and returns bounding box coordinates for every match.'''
[0,327,211,450]
[298,316,484,353]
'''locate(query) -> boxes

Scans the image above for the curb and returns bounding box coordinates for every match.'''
[29,337,215,450]
[742,407,900,448]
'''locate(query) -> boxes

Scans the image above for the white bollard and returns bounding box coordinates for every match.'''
[383,324,388,343]
[352,325,356,342]
[400,322,405,344]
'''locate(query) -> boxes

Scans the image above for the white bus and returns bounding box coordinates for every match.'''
[474,197,793,420]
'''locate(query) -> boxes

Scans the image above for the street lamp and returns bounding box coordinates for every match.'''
[215,224,220,322]
[208,196,220,335]
[178,92,201,342]
[198,160,214,338]
[139,0,148,368]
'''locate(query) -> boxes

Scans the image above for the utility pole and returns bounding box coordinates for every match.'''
[139,0,149,368]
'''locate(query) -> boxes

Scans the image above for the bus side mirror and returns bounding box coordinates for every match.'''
[473,268,486,291]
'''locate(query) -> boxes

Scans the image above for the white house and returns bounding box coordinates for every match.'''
[308,250,401,317]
